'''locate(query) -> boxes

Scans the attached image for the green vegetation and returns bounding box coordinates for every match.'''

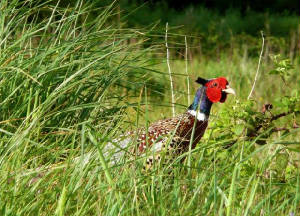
[119,0,300,59]
[0,1,299,215]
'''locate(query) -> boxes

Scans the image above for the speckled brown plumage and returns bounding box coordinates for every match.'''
[135,112,208,155]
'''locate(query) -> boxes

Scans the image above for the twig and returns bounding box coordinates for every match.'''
[249,104,293,137]
[273,127,289,132]
[165,22,175,117]
[185,36,190,106]
[248,31,265,99]
[271,111,293,121]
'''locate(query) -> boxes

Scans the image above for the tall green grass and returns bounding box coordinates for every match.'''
[0,1,299,215]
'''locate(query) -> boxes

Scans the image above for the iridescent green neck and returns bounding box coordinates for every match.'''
[188,86,213,116]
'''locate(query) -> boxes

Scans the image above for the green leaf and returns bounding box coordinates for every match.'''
[233,124,244,136]
[269,70,279,75]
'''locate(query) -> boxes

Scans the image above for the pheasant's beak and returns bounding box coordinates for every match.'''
[222,85,236,95]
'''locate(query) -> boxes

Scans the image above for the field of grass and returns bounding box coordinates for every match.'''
[0,1,299,215]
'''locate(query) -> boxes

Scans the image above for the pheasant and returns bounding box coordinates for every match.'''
[104,77,235,166]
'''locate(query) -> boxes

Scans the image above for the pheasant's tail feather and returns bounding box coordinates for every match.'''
[103,136,133,165]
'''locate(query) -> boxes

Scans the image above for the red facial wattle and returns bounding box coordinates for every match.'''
[205,77,228,103]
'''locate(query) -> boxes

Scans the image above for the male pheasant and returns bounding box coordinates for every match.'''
[104,77,235,166]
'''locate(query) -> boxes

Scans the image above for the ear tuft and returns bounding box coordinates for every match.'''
[196,77,208,85]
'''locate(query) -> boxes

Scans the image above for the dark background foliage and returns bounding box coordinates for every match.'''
[140,0,299,13]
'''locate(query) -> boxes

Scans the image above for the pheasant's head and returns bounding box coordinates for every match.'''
[189,77,235,115]
[196,77,235,103]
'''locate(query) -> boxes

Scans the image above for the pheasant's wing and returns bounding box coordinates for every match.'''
[136,113,192,153]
